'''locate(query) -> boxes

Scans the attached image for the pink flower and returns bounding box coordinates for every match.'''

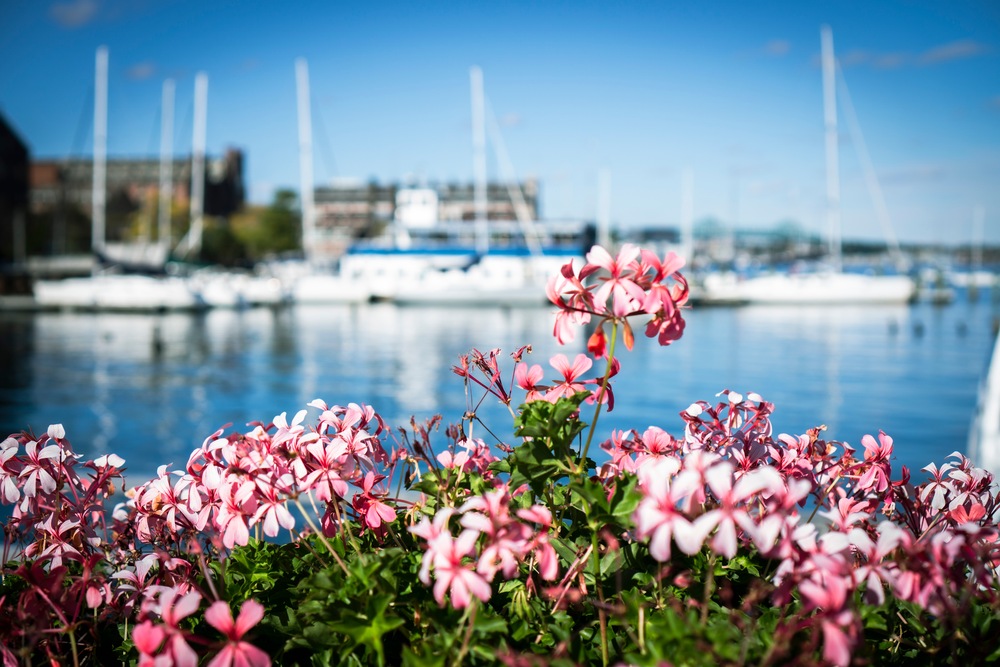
[644,305,686,347]
[848,522,908,605]
[132,620,166,666]
[205,599,271,667]
[139,587,203,667]
[302,437,352,502]
[431,529,492,609]
[252,483,295,538]
[586,244,646,316]
[637,249,686,312]
[216,481,256,549]
[857,431,893,494]
[1,436,22,503]
[514,363,545,402]
[545,353,592,402]
[634,456,705,560]
[516,505,559,580]
[410,508,456,585]
[19,437,63,498]
[820,611,857,667]
[461,489,526,580]
[546,260,595,315]
[352,471,397,538]
[692,462,784,559]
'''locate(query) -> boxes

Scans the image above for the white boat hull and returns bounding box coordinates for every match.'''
[34,275,206,311]
[699,272,916,305]
[390,254,571,307]
[193,272,289,308]
[291,274,371,304]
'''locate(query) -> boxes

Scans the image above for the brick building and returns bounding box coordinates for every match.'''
[28,149,244,255]
[0,113,29,265]
[310,177,540,257]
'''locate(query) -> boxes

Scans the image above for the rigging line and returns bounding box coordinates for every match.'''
[147,103,161,156]
[482,94,543,256]
[177,102,194,158]
[69,85,94,160]
[311,97,339,180]
[834,60,906,270]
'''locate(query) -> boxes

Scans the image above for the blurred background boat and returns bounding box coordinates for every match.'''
[287,64,590,307]
[698,26,916,306]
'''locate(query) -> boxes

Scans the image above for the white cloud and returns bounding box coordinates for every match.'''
[498,112,522,128]
[126,61,156,80]
[764,39,790,57]
[49,0,99,28]
[919,40,991,65]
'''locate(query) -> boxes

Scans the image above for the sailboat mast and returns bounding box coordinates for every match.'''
[681,167,694,264]
[296,58,316,261]
[597,168,612,248]
[973,205,985,273]
[92,46,108,259]
[821,25,842,273]
[186,72,208,257]
[470,66,489,255]
[159,78,175,249]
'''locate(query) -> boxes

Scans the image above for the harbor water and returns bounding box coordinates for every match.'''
[1,292,998,487]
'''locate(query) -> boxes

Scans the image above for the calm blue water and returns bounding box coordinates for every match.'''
[1,292,998,486]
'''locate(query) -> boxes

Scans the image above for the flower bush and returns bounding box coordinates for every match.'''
[2,243,999,666]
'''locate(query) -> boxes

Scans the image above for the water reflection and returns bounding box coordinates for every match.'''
[0,296,996,485]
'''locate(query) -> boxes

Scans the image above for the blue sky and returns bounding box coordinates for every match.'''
[1,0,998,245]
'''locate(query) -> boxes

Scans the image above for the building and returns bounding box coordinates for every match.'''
[0,112,29,266]
[28,149,245,256]
[310,177,540,258]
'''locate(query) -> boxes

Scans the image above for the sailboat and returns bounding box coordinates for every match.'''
[700,26,916,306]
[285,58,375,305]
[34,48,206,311]
[340,66,588,306]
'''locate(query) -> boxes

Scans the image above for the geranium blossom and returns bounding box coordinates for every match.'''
[3,245,1000,667]
[692,462,785,558]
[429,529,492,609]
[205,599,271,667]
[352,471,397,538]
[634,456,704,560]
[545,353,593,402]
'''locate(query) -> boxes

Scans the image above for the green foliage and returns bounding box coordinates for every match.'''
[237,188,301,257]
[192,390,1000,666]
[201,219,251,266]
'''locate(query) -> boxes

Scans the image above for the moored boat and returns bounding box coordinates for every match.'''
[34,274,206,311]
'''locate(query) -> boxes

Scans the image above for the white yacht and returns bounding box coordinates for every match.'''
[699,26,916,307]
[338,188,588,306]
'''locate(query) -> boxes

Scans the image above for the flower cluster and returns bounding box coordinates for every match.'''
[410,485,558,609]
[606,390,1000,666]
[0,401,396,665]
[2,244,998,667]
[129,400,393,550]
[547,243,689,357]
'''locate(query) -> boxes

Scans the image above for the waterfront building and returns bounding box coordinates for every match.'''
[310,177,540,260]
[27,149,245,257]
[0,113,29,267]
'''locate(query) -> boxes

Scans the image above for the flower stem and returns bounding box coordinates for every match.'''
[68,626,80,667]
[701,552,716,626]
[591,531,609,667]
[293,497,349,576]
[451,598,478,667]
[579,320,619,471]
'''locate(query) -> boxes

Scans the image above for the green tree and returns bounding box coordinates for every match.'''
[255,189,301,255]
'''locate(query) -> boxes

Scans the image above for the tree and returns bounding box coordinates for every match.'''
[230,189,302,260]
[258,189,301,255]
